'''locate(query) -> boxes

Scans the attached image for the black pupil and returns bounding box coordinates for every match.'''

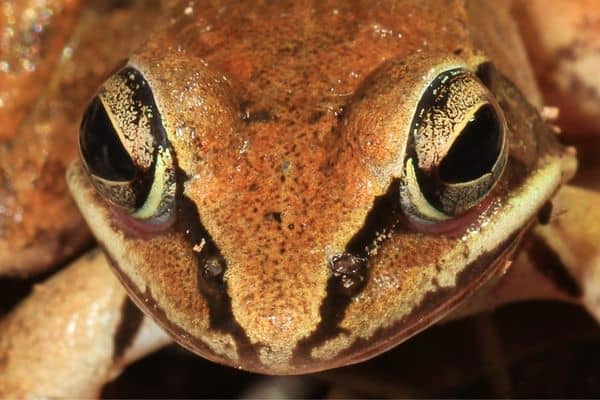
[438,105,502,183]
[80,96,136,181]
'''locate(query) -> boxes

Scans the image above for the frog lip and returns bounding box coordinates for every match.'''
[98,244,256,372]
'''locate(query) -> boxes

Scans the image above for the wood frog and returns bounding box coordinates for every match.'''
[1,0,598,396]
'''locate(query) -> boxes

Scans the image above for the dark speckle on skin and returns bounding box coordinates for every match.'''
[241,102,274,123]
[537,201,553,225]
[308,110,325,124]
[280,160,292,174]
[247,109,273,123]
[531,236,582,297]
[264,211,283,223]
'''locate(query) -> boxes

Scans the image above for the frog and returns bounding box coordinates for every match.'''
[0,0,598,397]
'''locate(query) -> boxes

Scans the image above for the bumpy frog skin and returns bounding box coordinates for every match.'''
[65,0,575,374]
[7,1,600,395]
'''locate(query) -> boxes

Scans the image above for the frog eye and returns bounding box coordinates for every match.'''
[400,68,508,227]
[79,66,176,226]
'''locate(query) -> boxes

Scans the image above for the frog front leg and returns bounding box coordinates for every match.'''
[0,249,171,398]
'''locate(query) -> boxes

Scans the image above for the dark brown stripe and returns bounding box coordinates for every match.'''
[112,297,144,360]
[292,181,404,362]
[345,180,404,258]
[102,247,268,371]
[174,168,260,365]
[530,236,582,297]
[326,230,524,369]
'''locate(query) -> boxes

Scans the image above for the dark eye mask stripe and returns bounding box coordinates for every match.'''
[173,167,261,366]
[112,297,144,361]
[293,180,404,362]
[345,180,405,257]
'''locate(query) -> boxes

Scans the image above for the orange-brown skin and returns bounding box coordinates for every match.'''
[68,0,575,374]
[0,1,164,276]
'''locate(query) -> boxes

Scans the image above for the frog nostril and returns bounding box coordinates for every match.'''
[330,253,368,297]
[202,256,226,280]
[438,105,503,184]
[199,255,227,297]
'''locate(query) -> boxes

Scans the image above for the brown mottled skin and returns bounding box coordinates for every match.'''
[67,0,575,374]
[0,1,164,276]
